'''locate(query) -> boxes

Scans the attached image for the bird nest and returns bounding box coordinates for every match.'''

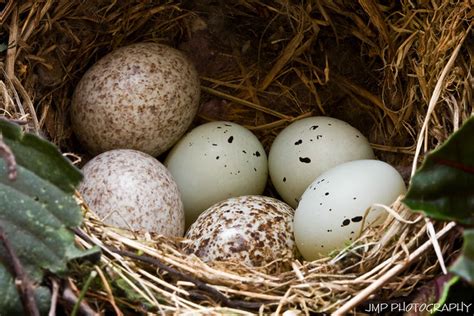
[0,0,472,314]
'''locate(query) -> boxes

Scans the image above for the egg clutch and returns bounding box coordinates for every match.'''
[72,42,406,265]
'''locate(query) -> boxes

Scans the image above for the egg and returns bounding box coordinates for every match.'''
[71,42,200,156]
[294,159,406,260]
[79,149,184,236]
[184,195,296,266]
[268,116,374,208]
[165,121,268,225]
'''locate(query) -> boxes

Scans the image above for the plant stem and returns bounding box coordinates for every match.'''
[71,271,97,316]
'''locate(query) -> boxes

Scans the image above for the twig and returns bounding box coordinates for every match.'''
[71,271,98,316]
[244,111,313,131]
[74,228,267,310]
[11,77,40,134]
[426,218,447,274]
[0,133,17,181]
[110,248,266,310]
[5,5,18,79]
[48,279,59,316]
[0,224,39,316]
[1,69,26,118]
[201,86,291,120]
[333,221,457,315]
[0,0,15,24]
[0,116,29,125]
[63,281,98,316]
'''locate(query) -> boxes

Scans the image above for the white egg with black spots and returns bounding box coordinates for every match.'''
[269,116,374,208]
[184,195,296,266]
[165,122,267,226]
[294,159,406,260]
[79,149,185,236]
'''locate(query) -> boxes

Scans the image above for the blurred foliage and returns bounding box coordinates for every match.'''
[0,119,98,314]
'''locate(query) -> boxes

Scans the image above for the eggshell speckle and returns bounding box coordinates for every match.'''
[269,116,374,208]
[184,195,296,267]
[79,149,184,236]
[294,159,406,260]
[71,43,200,156]
[165,121,268,226]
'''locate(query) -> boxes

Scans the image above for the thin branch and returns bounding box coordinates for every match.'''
[48,279,60,316]
[0,116,29,125]
[110,248,266,311]
[0,224,39,316]
[62,283,98,316]
[73,227,268,311]
[5,4,18,79]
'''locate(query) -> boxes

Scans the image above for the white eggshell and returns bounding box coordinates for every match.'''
[71,43,200,156]
[165,121,268,225]
[185,195,296,266]
[269,116,374,208]
[294,159,406,260]
[79,149,184,236]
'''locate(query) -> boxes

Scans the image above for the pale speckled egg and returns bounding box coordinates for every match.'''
[165,121,268,226]
[71,42,200,156]
[294,159,406,260]
[184,195,296,267]
[79,149,184,236]
[269,116,375,208]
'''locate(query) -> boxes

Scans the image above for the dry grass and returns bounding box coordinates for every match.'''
[0,0,472,314]
[73,199,459,314]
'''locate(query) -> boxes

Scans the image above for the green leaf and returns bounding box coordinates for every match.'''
[435,275,459,309]
[403,118,474,290]
[403,117,474,225]
[432,274,474,314]
[0,265,51,315]
[0,119,99,313]
[450,229,474,283]
[0,163,81,227]
[0,119,82,193]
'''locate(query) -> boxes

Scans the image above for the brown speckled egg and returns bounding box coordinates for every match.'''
[71,42,200,156]
[79,149,184,236]
[184,195,296,266]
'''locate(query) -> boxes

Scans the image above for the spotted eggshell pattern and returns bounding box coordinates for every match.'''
[269,116,374,208]
[79,149,184,236]
[184,195,296,267]
[71,43,200,156]
[165,121,268,226]
[294,160,406,260]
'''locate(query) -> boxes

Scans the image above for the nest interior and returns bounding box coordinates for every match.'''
[0,0,472,314]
